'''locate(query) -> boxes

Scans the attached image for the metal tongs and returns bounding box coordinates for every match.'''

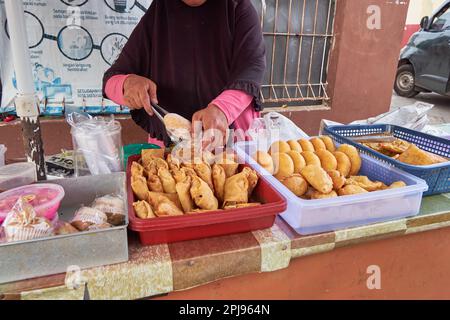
[151,102,184,143]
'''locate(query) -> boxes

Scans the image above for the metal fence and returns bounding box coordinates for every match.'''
[251,0,336,109]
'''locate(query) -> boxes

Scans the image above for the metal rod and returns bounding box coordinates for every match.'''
[306,0,320,99]
[319,0,333,98]
[282,0,293,100]
[269,0,279,100]
[295,0,307,99]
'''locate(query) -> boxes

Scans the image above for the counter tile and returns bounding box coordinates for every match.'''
[169,233,261,291]
[291,243,336,258]
[21,285,85,300]
[253,224,291,272]
[406,220,450,235]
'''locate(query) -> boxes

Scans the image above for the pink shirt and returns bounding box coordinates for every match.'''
[105,75,259,146]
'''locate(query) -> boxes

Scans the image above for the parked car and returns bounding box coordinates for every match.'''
[395,0,450,98]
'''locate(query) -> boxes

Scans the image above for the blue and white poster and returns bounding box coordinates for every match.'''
[0,0,152,115]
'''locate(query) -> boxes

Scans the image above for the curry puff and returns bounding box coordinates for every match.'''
[131,162,144,177]
[171,166,187,184]
[131,176,149,201]
[158,167,177,194]
[242,167,259,197]
[223,172,249,207]
[212,164,226,204]
[147,175,165,193]
[133,200,156,219]
[147,192,184,217]
[194,162,215,192]
[176,176,195,213]
[190,176,219,211]
[346,176,386,192]
[397,144,448,166]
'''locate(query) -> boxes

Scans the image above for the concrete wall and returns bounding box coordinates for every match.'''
[0,0,410,161]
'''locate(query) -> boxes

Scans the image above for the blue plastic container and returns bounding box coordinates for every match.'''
[324,124,450,196]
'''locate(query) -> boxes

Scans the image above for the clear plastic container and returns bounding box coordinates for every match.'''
[0,162,37,192]
[0,184,65,224]
[0,145,6,167]
[234,141,429,235]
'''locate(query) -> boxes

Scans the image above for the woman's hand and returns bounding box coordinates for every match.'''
[192,104,229,149]
[123,74,158,115]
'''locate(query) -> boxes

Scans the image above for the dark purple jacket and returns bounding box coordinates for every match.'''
[103,0,266,143]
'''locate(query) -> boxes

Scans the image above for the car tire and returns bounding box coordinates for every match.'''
[394,64,419,98]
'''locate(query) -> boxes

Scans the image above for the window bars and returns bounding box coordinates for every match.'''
[252,0,336,109]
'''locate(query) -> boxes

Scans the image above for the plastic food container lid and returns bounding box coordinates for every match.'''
[0,163,37,191]
[0,184,65,222]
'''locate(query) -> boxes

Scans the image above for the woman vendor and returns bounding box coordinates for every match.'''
[103,0,266,146]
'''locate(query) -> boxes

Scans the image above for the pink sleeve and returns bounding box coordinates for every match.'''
[212,89,254,125]
[104,74,131,106]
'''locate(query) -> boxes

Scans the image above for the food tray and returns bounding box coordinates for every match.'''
[127,155,287,245]
[324,124,450,196]
[0,173,129,284]
[234,141,428,235]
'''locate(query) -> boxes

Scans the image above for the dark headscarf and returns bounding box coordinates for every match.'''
[103,0,266,143]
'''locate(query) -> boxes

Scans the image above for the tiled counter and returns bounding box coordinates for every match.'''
[1,193,449,300]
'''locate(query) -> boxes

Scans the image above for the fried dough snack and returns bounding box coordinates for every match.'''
[253,151,275,174]
[147,192,184,217]
[310,137,327,152]
[310,190,338,200]
[215,155,239,178]
[223,172,249,207]
[397,145,448,166]
[190,176,219,211]
[212,164,226,203]
[242,167,259,197]
[171,166,187,184]
[346,176,386,192]
[327,170,346,190]
[315,149,337,171]
[269,140,291,155]
[272,152,295,180]
[301,151,322,167]
[147,175,165,193]
[145,158,169,177]
[337,144,362,176]
[287,140,303,153]
[133,201,156,219]
[388,181,407,189]
[158,167,177,194]
[320,136,336,152]
[131,162,144,177]
[194,162,215,192]
[176,176,195,213]
[286,150,306,174]
[338,185,368,196]
[131,176,149,201]
[300,165,333,194]
[281,174,308,197]
[333,151,352,178]
[298,139,315,152]
[142,149,165,166]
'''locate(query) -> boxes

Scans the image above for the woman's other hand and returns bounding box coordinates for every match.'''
[123,74,158,115]
[192,104,229,149]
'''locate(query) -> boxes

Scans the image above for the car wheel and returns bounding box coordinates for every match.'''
[394,64,419,98]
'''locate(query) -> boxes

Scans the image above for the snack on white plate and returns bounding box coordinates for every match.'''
[164,113,192,140]
[3,197,54,242]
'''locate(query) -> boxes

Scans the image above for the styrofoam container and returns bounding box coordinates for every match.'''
[0,145,5,167]
[234,141,429,235]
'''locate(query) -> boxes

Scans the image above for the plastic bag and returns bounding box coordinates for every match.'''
[247,112,309,152]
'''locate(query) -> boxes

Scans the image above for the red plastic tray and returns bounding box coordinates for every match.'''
[126,155,287,245]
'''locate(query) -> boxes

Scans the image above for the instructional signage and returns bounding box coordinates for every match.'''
[0,0,152,115]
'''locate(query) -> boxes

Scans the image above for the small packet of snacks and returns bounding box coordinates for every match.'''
[71,207,111,232]
[91,195,126,226]
[2,197,54,243]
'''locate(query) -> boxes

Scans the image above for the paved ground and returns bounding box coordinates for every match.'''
[391,92,450,125]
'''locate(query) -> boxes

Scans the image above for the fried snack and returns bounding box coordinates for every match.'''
[182,167,198,179]
[131,162,144,177]
[315,149,338,171]
[333,151,352,177]
[171,166,187,184]
[320,136,336,152]
[310,137,327,152]
[272,152,295,180]
[327,170,346,190]
[298,139,315,152]
[269,140,291,155]
[397,144,448,166]
[337,144,362,176]
[286,150,306,174]
[338,185,368,196]
[311,190,338,200]
[190,176,219,211]
[253,151,275,174]
[287,140,303,153]
[55,222,79,235]
[158,167,177,194]
[144,158,169,177]
[301,187,316,200]
[216,157,240,178]
[147,192,184,217]
[212,164,226,203]
[223,172,249,207]
[300,165,333,194]
[194,162,215,192]
[131,176,150,201]
[164,113,192,140]
[388,181,407,189]
[147,175,165,193]
[301,151,322,167]
[224,203,262,210]
[176,176,195,213]
[133,200,156,219]
[166,153,181,169]
[142,149,165,166]
[242,167,259,197]
[346,176,385,192]
[281,174,308,197]
[380,140,410,155]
